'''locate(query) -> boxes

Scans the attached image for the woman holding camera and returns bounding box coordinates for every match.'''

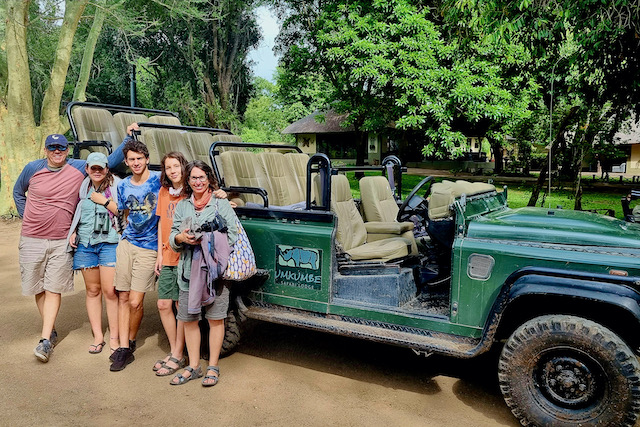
[68,152,121,355]
[169,160,238,386]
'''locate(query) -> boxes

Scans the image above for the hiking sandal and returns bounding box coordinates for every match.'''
[156,356,186,376]
[152,353,172,372]
[170,366,202,386]
[202,366,220,387]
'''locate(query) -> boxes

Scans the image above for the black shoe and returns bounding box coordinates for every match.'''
[110,347,134,371]
[129,339,137,353]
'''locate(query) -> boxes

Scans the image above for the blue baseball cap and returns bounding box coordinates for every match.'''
[44,134,69,149]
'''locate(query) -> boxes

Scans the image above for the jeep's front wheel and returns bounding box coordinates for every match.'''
[498,315,640,427]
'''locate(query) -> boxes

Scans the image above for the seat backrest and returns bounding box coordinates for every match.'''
[186,132,214,165]
[330,174,367,251]
[148,115,181,126]
[113,112,148,142]
[211,134,243,144]
[360,176,399,223]
[144,129,189,165]
[71,106,120,158]
[219,151,273,205]
[258,152,304,206]
[285,153,315,202]
[210,134,243,179]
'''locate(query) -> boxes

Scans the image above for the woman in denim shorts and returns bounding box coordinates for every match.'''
[68,152,121,355]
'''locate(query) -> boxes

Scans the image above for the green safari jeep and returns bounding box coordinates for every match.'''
[214,142,640,426]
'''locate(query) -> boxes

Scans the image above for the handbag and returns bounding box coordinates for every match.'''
[224,219,257,281]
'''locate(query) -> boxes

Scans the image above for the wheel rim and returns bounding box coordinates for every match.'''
[534,347,606,410]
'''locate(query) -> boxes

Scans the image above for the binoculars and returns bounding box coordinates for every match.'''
[93,211,111,234]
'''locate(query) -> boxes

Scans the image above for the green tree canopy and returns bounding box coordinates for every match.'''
[276,0,537,167]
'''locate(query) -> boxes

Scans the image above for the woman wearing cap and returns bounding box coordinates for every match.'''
[67,152,121,355]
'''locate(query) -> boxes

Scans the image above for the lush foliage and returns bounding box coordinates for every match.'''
[276,0,538,164]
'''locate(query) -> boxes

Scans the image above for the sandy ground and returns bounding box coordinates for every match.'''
[0,219,520,427]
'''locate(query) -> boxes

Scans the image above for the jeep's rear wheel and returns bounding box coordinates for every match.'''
[220,309,241,357]
[498,315,640,427]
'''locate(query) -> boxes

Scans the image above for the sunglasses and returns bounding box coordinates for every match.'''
[47,145,68,151]
[90,166,106,172]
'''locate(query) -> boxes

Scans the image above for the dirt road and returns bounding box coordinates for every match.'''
[0,219,518,427]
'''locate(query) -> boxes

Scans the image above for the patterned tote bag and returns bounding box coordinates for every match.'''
[224,219,257,281]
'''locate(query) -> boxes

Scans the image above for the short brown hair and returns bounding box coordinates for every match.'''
[123,139,149,159]
[184,160,219,197]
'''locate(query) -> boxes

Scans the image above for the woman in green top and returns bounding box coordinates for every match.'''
[169,160,238,387]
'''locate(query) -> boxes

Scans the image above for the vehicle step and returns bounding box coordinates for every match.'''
[245,304,479,357]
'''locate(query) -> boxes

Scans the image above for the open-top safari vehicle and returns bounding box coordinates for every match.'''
[68,102,640,427]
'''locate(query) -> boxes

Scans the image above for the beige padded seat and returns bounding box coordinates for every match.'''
[258,152,304,205]
[285,153,316,202]
[113,112,148,142]
[219,151,273,205]
[359,176,417,254]
[144,129,189,165]
[148,115,181,126]
[331,174,410,261]
[210,134,243,180]
[428,180,496,220]
[187,132,214,164]
[71,106,121,158]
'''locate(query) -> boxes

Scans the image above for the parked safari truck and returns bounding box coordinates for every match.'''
[68,103,640,427]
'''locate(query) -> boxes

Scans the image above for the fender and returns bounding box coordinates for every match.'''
[470,267,640,356]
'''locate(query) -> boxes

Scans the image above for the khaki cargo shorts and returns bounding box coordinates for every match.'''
[115,239,157,293]
[19,236,74,296]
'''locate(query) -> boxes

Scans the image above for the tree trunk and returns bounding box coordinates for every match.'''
[40,0,88,132]
[573,145,584,211]
[527,106,579,207]
[490,138,503,175]
[1,0,88,216]
[74,0,106,102]
[2,1,38,216]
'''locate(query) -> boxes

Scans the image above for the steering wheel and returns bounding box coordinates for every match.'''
[397,176,434,222]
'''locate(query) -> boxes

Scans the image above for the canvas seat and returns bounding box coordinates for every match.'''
[210,134,243,180]
[187,132,215,165]
[219,151,273,206]
[148,115,181,126]
[258,152,305,206]
[71,106,121,158]
[359,176,418,254]
[285,152,316,203]
[331,174,411,261]
[113,112,148,142]
[142,128,189,164]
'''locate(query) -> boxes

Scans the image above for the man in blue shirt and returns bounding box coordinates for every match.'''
[94,138,161,371]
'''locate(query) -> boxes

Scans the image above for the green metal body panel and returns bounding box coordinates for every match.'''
[241,215,334,313]
[451,199,640,329]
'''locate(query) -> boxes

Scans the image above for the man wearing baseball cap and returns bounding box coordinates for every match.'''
[13,127,134,363]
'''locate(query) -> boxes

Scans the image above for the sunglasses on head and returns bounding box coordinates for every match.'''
[47,145,67,151]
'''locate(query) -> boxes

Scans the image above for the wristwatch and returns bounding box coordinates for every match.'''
[103,199,110,208]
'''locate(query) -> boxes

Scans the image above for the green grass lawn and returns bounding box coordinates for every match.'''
[346,172,629,219]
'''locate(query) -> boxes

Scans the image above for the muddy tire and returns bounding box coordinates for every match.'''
[498,315,640,426]
[220,309,241,357]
